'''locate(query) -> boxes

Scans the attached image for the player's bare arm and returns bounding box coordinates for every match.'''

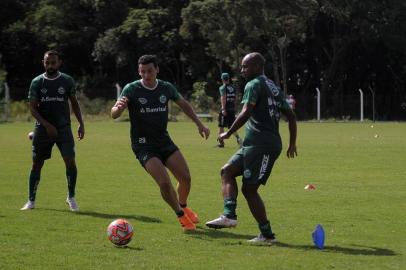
[218,103,253,143]
[220,95,227,116]
[175,98,210,139]
[29,100,58,138]
[111,97,128,119]
[69,96,85,140]
[281,107,297,158]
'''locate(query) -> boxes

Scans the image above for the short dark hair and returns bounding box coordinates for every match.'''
[138,55,158,67]
[44,50,60,59]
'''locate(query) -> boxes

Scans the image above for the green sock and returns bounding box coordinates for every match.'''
[28,170,41,201]
[223,198,237,219]
[66,167,77,198]
[259,220,274,238]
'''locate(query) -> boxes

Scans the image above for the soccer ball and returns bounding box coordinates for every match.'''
[107,219,134,246]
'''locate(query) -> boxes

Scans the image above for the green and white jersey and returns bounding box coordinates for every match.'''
[219,84,237,112]
[28,72,75,128]
[241,75,290,149]
[120,79,181,147]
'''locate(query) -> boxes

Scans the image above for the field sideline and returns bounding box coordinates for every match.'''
[0,120,405,270]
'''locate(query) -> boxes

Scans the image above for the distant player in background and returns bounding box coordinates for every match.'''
[206,52,297,244]
[111,54,210,231]
[217,72,242,148]
[21,50,85,211]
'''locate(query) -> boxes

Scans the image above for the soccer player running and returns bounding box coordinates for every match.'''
[21,50,85,212]
[206,52,297,244]
[217,72,242,148]
[111,55,210,231]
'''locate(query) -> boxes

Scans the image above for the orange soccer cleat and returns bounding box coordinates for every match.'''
[178,214,196,231]
[182,207,199,224]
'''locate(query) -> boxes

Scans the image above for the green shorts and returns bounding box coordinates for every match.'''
[228,146,281,185]
[132,142,179,167]
[32,125,75,162]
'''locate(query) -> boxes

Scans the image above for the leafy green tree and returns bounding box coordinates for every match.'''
[308,0,406,118]
[181,0,316,95]
[93,1,190,93]
[240,0,317,94]
[181,0,249,73]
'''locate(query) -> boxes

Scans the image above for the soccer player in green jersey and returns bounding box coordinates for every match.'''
[111,55,210,231]
[206,52,297,244]
[217,72,242,148]
[21,50,85,212]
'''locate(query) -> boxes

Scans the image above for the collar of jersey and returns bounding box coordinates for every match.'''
[141,79,158,90]
[42,72,61,80]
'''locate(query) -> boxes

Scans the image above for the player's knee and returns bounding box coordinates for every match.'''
[220,167,226,177]
[241,184,258,198]
[220,164,233,177]
[63,157,76,169]
[32,161,44,171]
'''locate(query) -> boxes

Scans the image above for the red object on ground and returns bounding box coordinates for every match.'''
[304,184,316,190]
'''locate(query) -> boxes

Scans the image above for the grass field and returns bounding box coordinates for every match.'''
[0,120,405,270]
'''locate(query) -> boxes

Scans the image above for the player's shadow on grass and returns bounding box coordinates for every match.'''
[202,233,398,256]
[41,208,161,224]
[76,210,162,224]
[272,242,397,256]
[188,226,253,240]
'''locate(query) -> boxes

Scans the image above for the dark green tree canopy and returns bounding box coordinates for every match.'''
[0,0,405,120]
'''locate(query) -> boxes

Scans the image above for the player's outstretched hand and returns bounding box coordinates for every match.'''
[218,132,230,144]
[199,125,210,139]
[287,144,297,158]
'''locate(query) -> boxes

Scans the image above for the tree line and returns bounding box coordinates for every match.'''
[1,0,405,120]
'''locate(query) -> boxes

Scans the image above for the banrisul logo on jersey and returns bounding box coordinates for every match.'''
[58,87,65,95]
[159,95,167,104]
